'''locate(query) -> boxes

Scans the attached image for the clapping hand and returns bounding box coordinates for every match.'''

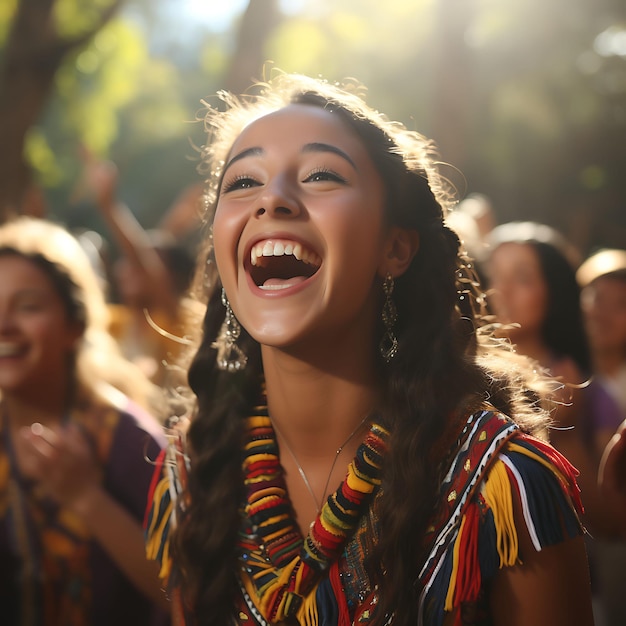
[19,422,102,512]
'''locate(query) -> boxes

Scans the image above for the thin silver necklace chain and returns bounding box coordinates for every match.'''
[272,413,370,514]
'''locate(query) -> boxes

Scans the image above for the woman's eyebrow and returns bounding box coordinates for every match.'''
[223,147,263,175]
[302,142,357,169]
[222,142,357,176]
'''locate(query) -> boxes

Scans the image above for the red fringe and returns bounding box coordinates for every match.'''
[453,502,481,625]
[329,562,352,626]
[522,435,584,514]
[143,448,166,529]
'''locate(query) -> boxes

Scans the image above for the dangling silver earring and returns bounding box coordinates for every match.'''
[379,274,398,363]
[212,288,248,372]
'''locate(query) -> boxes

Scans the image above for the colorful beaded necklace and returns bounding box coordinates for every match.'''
[238,408,389,624]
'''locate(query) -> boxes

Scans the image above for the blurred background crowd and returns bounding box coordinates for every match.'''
[0,1,625,625]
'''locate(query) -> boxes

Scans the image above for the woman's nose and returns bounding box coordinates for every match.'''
[254,176,302,219]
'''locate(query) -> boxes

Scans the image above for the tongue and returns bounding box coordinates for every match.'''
[261,276,307,290]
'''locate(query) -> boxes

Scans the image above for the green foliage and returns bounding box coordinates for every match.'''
[0,0,17,46]
[59,21,150,154]
[267,19,328,73]
[199,40,230,79]
[53,0,119,38]
[25,18,152,190]
[25,128,64,187]
[1,0,623,250]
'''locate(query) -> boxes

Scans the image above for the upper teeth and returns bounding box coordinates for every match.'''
[251,239,321,267]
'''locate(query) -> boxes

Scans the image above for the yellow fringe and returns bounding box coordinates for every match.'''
[298,585,320,626]
[144,476,174,580]
[444,514,467,611]
[258,556,300,615]
[481,460,518,568]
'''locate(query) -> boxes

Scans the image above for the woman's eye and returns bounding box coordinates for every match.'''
[304,168,346,184]
[17,301,43,313]
[222,175,260,193]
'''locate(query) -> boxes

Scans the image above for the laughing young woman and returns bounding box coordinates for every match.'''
[0,217,170,626]
[145,73,594,626]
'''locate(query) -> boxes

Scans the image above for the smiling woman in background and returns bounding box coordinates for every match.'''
[0,217,170,626]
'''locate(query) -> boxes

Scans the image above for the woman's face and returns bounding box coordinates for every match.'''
[0,255,82,397]
[212,104,391,351]
[581,276,626,354]
[487,242,548,340]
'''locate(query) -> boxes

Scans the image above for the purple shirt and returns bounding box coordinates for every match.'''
[0,401,170,626]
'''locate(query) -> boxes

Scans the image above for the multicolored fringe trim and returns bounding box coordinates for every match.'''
[418,411,583,626]
[144,425,189,583]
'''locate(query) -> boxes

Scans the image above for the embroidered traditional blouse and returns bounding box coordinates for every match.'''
[145,406,583,626]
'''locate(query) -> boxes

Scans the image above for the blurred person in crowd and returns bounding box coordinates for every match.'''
[0,217,170,626]
[455,193,496,241]
[486,221,625,626]
[486,221,623,533]
[83,157,203,386]
[144,73,593,626]
[578,249,626,418]
[446,192,497,287]
[578,248,626,626]
[446,202,487,287]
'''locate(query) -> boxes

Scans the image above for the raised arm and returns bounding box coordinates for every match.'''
[86,157,180,318]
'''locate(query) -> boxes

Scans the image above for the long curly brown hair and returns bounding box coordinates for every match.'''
[172,72,552,626]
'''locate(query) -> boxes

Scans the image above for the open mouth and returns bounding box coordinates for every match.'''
[249,239,322,291]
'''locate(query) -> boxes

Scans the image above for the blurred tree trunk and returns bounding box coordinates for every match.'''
[430,0,474,180]
[0,0,122,223]
[222,0,281,95]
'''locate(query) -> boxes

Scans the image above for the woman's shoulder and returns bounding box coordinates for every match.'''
[469,408,585,555]
[73,385,167,457]
[420,406,585,623]
[429,405,584,559]
[456,405,583,521]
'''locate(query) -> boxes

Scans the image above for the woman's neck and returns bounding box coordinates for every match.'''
[260,343,380,535]
[261,345,381,456]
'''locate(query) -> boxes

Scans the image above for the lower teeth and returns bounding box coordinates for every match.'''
[259,283,293,291]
